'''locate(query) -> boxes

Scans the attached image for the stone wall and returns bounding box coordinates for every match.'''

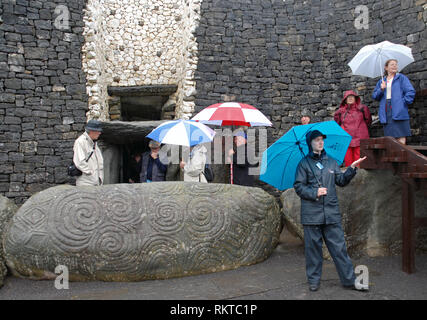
[0,0,88,205]
[81,0,108,120]
[193,0,427,145]
[175,0,202,120]
[0,0,204,204]
[1,0,426,205]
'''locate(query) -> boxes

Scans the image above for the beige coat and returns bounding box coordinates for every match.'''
[183,144,207,183]
[73,132,104,186]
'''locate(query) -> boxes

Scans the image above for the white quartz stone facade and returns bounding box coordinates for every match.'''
[82,0,201,121]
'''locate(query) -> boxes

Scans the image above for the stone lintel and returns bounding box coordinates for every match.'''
[99,120,167,144]
[107,85,178,97]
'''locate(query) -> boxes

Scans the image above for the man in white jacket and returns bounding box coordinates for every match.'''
[180,144,208,183]
[73,120,104,186]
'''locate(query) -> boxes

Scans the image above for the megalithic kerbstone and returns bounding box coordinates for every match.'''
[3,182,281,282]
[0,195,19,288]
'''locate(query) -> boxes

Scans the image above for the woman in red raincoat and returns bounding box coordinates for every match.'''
[334,90,372,167]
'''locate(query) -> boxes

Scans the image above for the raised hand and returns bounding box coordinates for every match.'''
[351,156,367,168]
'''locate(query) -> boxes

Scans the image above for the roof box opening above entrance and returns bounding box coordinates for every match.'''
[107,85,178,122]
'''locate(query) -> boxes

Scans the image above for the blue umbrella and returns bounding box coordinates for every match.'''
[146,119,216,147]
[259,121,352,191]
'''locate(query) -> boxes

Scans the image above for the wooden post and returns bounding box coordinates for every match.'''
[362,137,427,274]
[402,180,416,274]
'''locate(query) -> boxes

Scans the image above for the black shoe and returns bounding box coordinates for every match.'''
[309,283,320,292]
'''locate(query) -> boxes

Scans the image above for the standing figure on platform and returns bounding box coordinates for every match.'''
[334,90,372,167]
[372,59,416,145]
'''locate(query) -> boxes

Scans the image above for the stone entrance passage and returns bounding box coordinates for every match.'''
[100,120,165,184]
[99,85,178,184]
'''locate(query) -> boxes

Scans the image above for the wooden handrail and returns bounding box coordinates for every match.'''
[361,137,427,174]
[360,137,427,274]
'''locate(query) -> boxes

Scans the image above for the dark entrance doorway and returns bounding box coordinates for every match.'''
[100,120,167,184]
[121,140,146,183]
[101,84,178,184]
[120,96,168,121]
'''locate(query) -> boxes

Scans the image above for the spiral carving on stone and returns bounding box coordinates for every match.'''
[186,183,227,196]
[146,198,185,234]
[101,187,144,228]
[147,182,184,196]
[185,197,229,240]
[89,224,142,273]
[184,241,225,272]
[47,190,104,253]
[140,235,184,276]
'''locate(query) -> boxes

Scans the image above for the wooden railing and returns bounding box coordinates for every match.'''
[360,137,427,274]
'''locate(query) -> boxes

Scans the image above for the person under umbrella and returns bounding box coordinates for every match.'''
[180,143,208,183]
[372,59,416,145]
[334,90,372,167]
[226,130,257,187]
[259,120,353,191]
[146,119,216,183]
[348,41,416,145]
[293,130,368,292]
[139,140,168,183]
[191,102,272,184]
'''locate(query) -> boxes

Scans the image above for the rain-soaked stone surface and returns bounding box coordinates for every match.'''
[281,169,427,258]
[3,182,281,282]
[0,195,18,288]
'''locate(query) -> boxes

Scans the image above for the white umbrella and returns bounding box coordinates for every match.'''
[348,41,414,78]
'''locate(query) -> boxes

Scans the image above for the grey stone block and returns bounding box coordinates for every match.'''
[3,183,281,281]
[0,195,18,288]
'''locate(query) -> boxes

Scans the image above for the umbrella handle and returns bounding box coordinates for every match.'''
[230,162,233,184]
[379,54,384,79]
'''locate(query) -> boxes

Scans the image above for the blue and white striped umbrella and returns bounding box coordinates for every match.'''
[146,119,216,147]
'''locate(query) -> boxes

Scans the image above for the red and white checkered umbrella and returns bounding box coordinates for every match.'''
[192,102,271,185]
[191,102,272,127]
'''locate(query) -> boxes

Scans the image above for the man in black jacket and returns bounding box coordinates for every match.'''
[227,131,256,186]
[293,130,368,292]
[139,140,168,183]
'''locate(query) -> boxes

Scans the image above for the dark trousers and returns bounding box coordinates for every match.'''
[303,223,356,286]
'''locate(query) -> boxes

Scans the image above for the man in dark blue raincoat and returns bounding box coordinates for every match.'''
[293,130,368,292]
